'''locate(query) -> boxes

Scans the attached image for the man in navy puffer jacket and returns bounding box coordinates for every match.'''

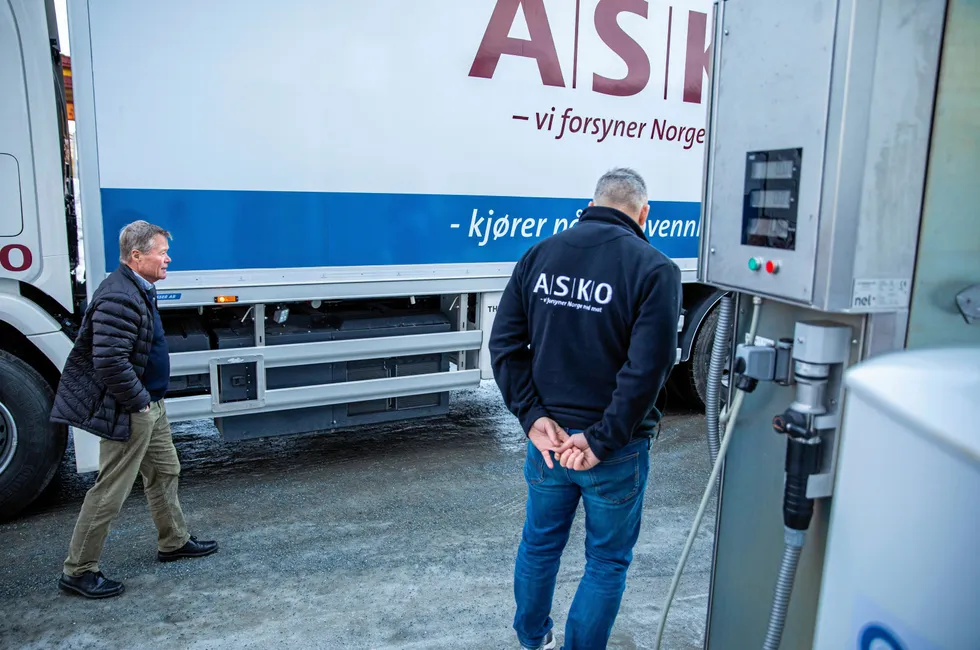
[51,220,218,599]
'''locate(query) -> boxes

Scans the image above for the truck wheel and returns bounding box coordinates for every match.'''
[666,360,701,411]
[690,307,731,410]
[0,350,67,521]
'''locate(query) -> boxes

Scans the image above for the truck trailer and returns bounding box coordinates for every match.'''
[0,0,723,519]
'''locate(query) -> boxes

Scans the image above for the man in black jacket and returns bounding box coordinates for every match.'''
[51,220,217,599]
[490,168,682,650]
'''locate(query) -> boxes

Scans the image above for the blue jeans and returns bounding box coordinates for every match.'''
[513,434,652,650]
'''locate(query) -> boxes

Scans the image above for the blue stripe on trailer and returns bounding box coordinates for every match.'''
[101,188,702,272]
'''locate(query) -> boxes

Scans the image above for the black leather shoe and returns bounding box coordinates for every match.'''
[58,571,125,599]
[157,536,219,562]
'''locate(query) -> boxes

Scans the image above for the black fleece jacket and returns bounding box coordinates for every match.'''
[489,206,682,460]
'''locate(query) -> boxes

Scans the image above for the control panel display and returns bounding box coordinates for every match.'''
[742,148,802,250]
[750,160,795,180]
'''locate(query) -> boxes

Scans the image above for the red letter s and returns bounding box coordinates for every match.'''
[592,0,650,97]
[468,0,565,87]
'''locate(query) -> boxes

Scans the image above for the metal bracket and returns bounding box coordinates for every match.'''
[209,354,267,414]
[253,303,266,346]
[955,284,980,324]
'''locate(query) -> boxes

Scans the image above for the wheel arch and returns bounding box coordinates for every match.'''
[679,284,730,363]
[0,293,72,390]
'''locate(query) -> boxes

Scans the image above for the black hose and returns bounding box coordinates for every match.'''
[763,418,823,649]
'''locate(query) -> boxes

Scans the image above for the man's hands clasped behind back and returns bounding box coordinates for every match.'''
[555,433,602,471]
[528,417,601,471]
[528,417,567,469]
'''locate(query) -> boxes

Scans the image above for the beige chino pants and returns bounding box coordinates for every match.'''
[63,400,190,576]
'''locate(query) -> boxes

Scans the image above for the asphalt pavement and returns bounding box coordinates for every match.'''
[0,381,717,649]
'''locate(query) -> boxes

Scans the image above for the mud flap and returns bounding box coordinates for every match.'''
[72,427,100,473]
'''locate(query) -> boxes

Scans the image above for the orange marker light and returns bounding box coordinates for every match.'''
[214,295,239,304]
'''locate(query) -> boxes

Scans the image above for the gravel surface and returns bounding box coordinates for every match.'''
[0,381,716,649]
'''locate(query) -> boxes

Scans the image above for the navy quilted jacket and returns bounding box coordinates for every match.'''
[51,265,157,441]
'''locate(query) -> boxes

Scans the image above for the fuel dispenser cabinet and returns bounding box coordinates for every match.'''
[658,0,980,648]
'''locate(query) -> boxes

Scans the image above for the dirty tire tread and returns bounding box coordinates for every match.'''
[691,308,719,409]
[0,350,67,521]
[665,365,699,411]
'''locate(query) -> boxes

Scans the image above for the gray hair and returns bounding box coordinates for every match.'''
[593,167,648,214]
[119,220,171,263]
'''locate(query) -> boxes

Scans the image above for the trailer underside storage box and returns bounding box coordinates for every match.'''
[164,318,211,396]
[214,309,452,441]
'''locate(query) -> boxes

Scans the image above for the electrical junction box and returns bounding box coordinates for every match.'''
[697,0,947,313]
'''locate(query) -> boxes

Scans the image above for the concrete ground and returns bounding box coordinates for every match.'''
[0,382,717,650]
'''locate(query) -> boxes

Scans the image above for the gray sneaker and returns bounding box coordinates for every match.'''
[521,630,557,650]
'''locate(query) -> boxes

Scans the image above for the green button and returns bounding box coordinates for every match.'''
[748,258,760,271]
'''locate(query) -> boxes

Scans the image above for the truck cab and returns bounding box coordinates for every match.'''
[0,0,83,519]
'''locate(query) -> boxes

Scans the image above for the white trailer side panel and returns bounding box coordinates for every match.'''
[68,0,712,304]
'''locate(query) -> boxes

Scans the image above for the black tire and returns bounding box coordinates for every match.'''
[691,307,719,409]
[665,360,701,411]
[692,306,734,411]
[0,350,68,521]
[666,305,732,412]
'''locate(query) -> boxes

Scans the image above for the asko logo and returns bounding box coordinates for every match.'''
[0,244,33,273]
[469,0,711,102]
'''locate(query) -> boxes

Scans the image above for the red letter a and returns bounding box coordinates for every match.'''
[468,0,565,87]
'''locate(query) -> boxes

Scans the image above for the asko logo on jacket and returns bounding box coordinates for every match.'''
[468,0,712,103]
[532,272,615,313]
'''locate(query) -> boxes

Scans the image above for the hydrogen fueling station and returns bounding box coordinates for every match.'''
[0,0,978,648]
[658,0,979,648]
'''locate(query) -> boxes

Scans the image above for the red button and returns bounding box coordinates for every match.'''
[765,260,779,274]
